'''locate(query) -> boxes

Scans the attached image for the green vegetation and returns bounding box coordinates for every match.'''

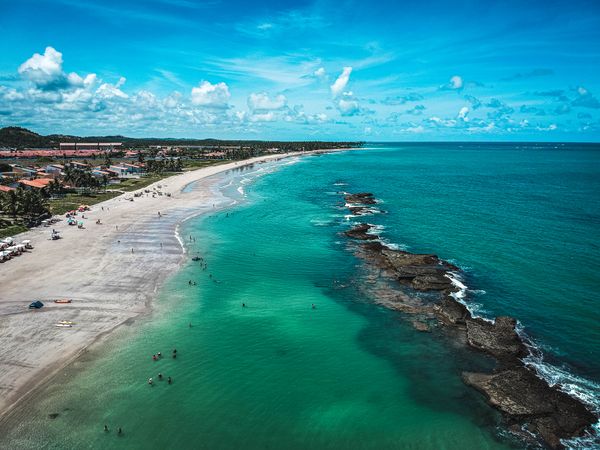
[0,187,50,234]
[0,224,28,239]
[48,191,120,215]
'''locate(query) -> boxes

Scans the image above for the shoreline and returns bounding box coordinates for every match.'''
[0,149,345,424]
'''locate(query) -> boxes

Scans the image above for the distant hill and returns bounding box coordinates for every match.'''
[0,127,360,150]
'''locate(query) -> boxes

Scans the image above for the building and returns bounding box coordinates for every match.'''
[18,178,53,190]
[10,165,38,179]
[120,163,144,174]
[60,142,123,152]
[44,164,64,176]
[69,161,89,170]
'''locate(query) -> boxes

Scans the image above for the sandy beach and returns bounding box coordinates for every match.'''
[0,151,318,419]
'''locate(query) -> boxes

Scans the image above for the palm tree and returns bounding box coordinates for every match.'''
[5,189,20,218]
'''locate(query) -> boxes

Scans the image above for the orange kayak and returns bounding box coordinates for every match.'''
[54,299,72,304]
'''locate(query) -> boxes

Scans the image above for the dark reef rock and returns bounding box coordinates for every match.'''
[350,229,456,291]
[463,367,597,449]
[345,192,377,205]
[344,223,378,240]
[339,192,598,448]
[466,316,527,361]
[433,296,470,325]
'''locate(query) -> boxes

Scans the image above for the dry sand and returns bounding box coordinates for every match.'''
[0,151,318,418]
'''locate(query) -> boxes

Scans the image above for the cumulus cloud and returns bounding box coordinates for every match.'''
[406,104,426,115]
[247,92,287,111]
[191,81,230,108]
[457,106,470,121]
[18,46,97,92]
[330,67,352,98]
[249,111,276,122]
[18,47,65,89]
[572,86,600,109]
[313,67,326,78]
[96,77,128,100]
[440,75,463,91]
[463,94,482,109]
[337,97,360,116]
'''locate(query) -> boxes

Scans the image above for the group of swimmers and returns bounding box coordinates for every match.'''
[148,349,177,387]
[103,425,123,435]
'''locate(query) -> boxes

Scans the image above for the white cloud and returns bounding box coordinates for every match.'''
[0,87,25,101]
[247,92,287,111]
[450,75,464,89]
[96,78,129,100]
[18,47,65,89]
[17,46,99,93]
[337,97,360,116]
[313,67,326,78]
[191,81,230,108]
[249,111,276,122]
[330,67,352,98]
[458,106,470,121]
[440,75,464,91]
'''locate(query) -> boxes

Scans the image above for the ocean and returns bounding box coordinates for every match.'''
[2,143,599,449]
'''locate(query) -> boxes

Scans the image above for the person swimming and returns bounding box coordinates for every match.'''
[148,377,153,385]
[152,355,157,361]
[104,424,109,432]
[157,352,161,358]
[242,303,246,308]
[158,373,163,380]
[167,376,172,384]
[118,427,123,435]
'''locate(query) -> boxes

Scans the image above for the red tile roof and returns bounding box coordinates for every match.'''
[0,185,15,192]
[18,178,53,189]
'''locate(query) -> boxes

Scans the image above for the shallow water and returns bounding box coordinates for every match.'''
[2,144,598,449]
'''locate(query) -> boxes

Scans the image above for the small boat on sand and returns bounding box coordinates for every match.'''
[54,299,72,304]
[55,323,72,328]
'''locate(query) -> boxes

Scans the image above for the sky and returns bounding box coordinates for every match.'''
[0,0,599,141]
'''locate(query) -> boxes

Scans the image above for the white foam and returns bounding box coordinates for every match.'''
[445,272,493,322]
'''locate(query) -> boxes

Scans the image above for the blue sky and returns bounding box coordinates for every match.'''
[0,0,599,141]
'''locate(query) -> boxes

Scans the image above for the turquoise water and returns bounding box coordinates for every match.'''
[2,144,599,449]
